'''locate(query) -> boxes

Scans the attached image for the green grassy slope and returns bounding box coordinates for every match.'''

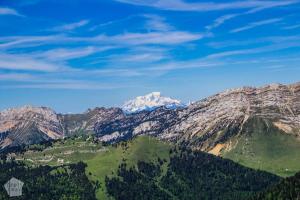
[86,136,172,199]
[222,117,300,177]
[13,136,172,199]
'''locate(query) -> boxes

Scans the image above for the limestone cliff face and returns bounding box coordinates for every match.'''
[159,82,300,151]
[0,106,63,149]
[0,82,299,151]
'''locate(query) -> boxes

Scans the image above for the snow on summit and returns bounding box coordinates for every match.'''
[122,92,186,113]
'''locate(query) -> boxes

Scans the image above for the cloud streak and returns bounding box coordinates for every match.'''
[50,20,90,31]
[34,46,115,61]
[206,14,238,30]
[144,14,173,31]
[0,80,129,90]
[0,53,66,72]
[10,82,124,90]
[0,35,66,49]
[283,24,300,30]
[115,0,298,12]
[0,31,204,50]
[0,73,34,81]
[207,35,300,48]
[0,7,23,16]
[101,31,204,45]
[206,41,300,59]
[230,18,282,33]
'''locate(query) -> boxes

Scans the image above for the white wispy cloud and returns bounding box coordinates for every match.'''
[217,56,300,67]
[12,82,124,90]
[264,65,285,69]
[0,73,34,81]
[0,35,66,49]
[34,46,115,61]
[143,14,173,31]
[230,18,283,33]
[0,31,204,49]
[90,14,173,32]
[0,31,202,76]
[103,52,167,64]
[204,0,295,32]
[0,7,23,16]
[50,20,90,31]
[89,15,137,31]
[206,14,238,30]
[0,11,206,82]
[207,35,300,48]
[115,0,298,12]
[146,60,221,72]
[83,68,143,77]
[206,41,300,59]
[39,47,97,60]
[90,59,223,77]
[0,53,66,72]
[0,69,141,89]
[100,31,205,45]
[121,53,165,62]
[95,46,168,65]
[0,69,142,89]
[282,24,300,30]
[262,64,299,72]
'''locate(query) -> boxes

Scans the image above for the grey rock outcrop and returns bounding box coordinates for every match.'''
[0,82,299,151]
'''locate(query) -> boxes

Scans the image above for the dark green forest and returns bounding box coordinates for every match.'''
[250,172,300,200]
[105,147,281,200]
[0,161,97,200]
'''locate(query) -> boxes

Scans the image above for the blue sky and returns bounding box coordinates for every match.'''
[0,0,300,113]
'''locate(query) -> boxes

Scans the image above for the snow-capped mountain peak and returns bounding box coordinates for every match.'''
[122,92,186,113]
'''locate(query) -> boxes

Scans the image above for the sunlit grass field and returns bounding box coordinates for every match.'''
[222,118,300,177]
[14,136,172,199]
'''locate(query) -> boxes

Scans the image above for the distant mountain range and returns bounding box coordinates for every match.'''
[1,82,300,175]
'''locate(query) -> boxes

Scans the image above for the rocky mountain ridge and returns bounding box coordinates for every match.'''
[0,106,63,149]
[1,82,299,152]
